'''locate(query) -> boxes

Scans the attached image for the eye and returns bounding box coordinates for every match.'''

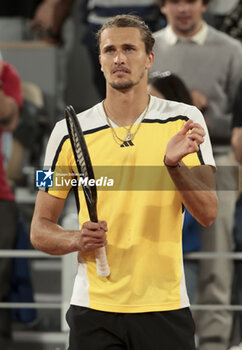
[104,47,115,54]
[124,46,135,52]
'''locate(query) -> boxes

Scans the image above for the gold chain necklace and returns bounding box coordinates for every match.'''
[103,97,150,145]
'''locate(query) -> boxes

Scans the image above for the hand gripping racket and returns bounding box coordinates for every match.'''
[65,105,110,277]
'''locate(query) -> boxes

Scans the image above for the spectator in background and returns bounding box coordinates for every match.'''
[31,0,75,113]
[150,1,242,350]
[230,80,242,350]
[148,71,200,304]
[148,70,192,104]
[0,0,39,41]
[231,80,242,165]
[205,0,242,41]
[82,0,164,99]
[0,58,23,349]
[0,0,75,114]
[31,0,74,44]
[0,0,74,43]
[219,0,242,41]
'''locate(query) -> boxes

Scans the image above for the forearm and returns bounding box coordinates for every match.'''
[52,0,75,34]
[42,0,74,36]
[31,191,107,256]
[164,118,218,226]
[30,216,79,255]
[30,191,80,255]
[166,163,218,227]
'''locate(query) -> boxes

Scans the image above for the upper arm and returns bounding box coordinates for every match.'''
[30,187,74,254]
[182,164,218,227]
[32,190,66,225]
[0,95,19,132]
[0,61,23,131]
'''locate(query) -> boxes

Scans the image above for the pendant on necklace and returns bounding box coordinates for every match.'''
[125,131,134,141]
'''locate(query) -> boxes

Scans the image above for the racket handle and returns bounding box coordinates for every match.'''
[95,247,110,277]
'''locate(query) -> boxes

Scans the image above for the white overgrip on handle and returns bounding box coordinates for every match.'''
[95,247,110,277]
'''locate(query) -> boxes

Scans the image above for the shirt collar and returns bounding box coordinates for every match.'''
[165,22,208,45]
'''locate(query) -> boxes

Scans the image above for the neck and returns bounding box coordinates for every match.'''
[173,20,203,38]
[104,87,150,127]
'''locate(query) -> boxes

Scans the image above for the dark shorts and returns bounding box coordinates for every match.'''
[66,305,196,350]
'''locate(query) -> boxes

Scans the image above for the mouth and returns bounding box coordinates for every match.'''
[177,16,191,24]
[112,67,130,75]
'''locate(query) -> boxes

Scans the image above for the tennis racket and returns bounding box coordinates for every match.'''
[65,105,110,277]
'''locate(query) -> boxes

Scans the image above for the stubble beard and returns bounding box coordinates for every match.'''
[110,80,134,90]
[109,70,145,91]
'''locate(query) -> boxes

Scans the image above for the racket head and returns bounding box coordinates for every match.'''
[65,105,98,222]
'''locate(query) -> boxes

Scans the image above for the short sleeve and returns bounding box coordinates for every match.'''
[41,120,74,199]
[183,106,216,168]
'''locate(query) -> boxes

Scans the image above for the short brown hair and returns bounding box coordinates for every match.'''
[158,0,211,6]
[96,14,155,54]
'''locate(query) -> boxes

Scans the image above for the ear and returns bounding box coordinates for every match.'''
[201,4,208,14]
[146,51,155,70]
[160,5,167,16]
[99,55,103,72]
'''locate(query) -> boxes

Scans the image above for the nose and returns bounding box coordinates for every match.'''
[114,51,126,65]
[177,1,189,12]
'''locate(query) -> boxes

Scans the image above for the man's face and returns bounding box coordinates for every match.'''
[161,0,207,37]
[99,27,154,91]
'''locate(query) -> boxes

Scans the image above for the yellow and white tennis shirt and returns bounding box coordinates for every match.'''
[43,95,215,313]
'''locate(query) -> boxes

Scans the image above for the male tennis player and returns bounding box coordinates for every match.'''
[31,14,218,350]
